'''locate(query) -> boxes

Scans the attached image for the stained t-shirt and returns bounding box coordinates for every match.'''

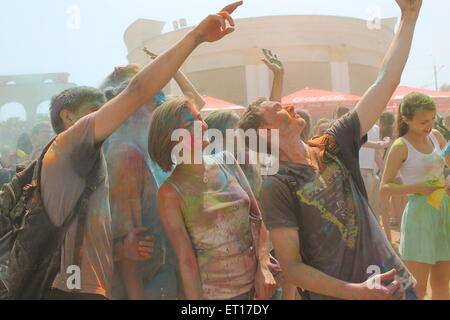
[41,114,113,298]
[105,142,177,298]
[164,152,259,300]
[260,111,415,300]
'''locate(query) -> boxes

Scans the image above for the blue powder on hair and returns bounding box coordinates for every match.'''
[153,91,167,105]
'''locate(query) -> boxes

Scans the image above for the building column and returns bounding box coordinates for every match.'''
[329,46,351,94]
[169,79,183,97]
[244,48,271,104]
[24,102,37,124]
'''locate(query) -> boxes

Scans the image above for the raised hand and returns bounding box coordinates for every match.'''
[191,1,243,43]
[396,0,423,17]
[220,1,244,14]
[261,48,284,75]
[143,47,158,60]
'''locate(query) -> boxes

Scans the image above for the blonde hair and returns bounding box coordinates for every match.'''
[99,64,142,90]
[148,97,190,172]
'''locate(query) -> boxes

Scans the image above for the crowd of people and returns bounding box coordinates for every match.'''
[0,0,449,300]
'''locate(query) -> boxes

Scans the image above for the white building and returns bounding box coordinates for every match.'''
[124,15,396,107]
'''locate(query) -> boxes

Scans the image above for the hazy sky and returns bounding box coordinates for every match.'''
[1,0,449,119]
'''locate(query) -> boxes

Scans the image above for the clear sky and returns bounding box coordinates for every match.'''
[1,0,449,119]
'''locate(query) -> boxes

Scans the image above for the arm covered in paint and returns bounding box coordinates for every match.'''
[158,183,204,299]
[261,49,284,102]
[92,2,242,143]
[356,0,422,137]
[144,48,206,110]
[270,228,403,300]
[173,71,207,110]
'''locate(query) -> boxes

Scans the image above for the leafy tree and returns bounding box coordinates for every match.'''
[440,84,450,92]
[0,116,50,152]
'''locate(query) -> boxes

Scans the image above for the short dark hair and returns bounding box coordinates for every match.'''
[50,86,106,134]
[237,98,269,153]
[238,98,267,132]
[99,64,141,91]
[205,110,240,136]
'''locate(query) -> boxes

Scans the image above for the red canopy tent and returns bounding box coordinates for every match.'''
[387,86,450,114]
[282,87,360,118]
[200,96,246,116]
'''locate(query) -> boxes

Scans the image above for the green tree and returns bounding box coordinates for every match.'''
[440,84,450,92]
[0,118,30,151]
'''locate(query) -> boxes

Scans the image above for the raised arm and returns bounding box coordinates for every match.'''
[144,48,207,110]
[356,0,422,136]
[173,71,207,110]
[93,1,243,143]
[261,49,285,102]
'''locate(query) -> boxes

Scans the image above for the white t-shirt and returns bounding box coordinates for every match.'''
[359,125,380,170]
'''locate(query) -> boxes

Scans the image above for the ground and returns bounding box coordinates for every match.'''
[389,227,437,300]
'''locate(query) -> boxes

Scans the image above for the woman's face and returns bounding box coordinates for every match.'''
[404,109,436,136]
[181,102,210,151]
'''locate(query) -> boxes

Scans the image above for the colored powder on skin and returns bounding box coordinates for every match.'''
[392,139,405,148]
[374,68,387,87]
[287,261,296,270]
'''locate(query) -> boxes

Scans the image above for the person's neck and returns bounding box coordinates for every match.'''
[404,131,430,144]
[279,135,310,164]
[175,163,205,176]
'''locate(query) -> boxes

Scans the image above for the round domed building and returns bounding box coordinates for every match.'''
[124,15,397,107]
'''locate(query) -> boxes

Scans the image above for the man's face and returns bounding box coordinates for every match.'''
[258,101,305,136]
[75,103,102,119]
[63,102,102,130]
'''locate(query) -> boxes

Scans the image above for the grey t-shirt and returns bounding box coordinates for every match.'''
[41,114,113,298]
[260,111,415,299]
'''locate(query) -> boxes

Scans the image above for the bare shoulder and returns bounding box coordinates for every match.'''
[158,182,180,201]
[389,138,408,161]
[432,129,446,148]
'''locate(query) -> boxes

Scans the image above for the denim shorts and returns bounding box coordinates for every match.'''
[405,288,419,300]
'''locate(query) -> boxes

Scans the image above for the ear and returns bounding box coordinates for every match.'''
[402,115,411,124]
[59,109,76,129]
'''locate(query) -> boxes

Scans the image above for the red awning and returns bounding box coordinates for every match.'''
[200,96,246,116]
[282,87,361,117]
[387,86,450,113]
[203,96,237,109]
